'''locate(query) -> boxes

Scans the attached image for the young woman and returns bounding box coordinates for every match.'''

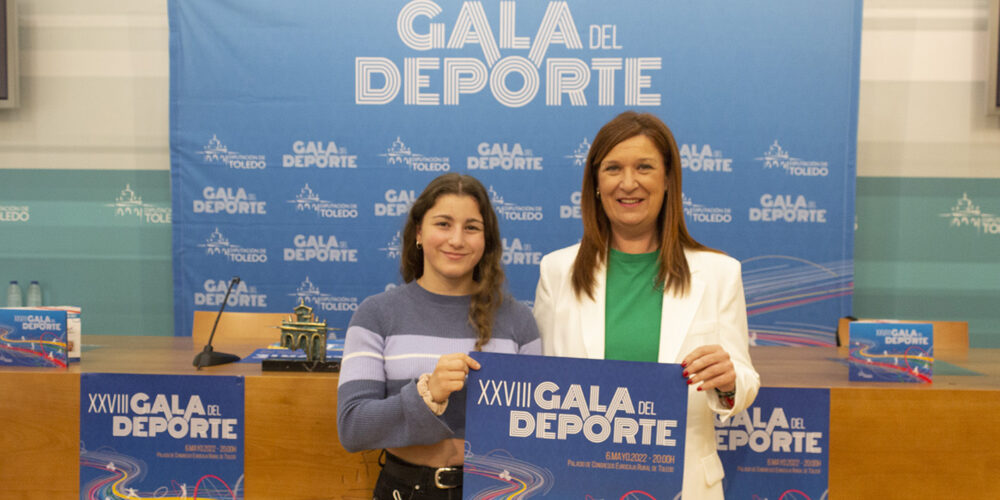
[337,173,540,499]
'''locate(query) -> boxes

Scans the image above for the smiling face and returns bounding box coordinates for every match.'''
[596,134,667,251]
[415,193,486,295]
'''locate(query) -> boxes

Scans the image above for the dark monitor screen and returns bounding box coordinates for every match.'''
[991,0,1000,114]
[0,0,16,108]
[1,0,9,102]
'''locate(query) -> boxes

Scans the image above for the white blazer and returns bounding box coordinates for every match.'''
[533,244,760,500]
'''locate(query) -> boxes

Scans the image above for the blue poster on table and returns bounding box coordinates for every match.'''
[80,373,244,500]
[466,352,687,499]
[715,387,830,500]
[849,321,933,383]
[0,308,67,368]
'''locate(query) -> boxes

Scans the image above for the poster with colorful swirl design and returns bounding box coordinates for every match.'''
[716,387,830,500]
[79,373,244,500]
[465,352,687,499]
[848,322,933,383]
[0,308,67,368]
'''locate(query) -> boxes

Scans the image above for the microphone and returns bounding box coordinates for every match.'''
[193,276,242,369]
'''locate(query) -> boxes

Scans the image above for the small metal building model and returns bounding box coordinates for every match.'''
[278,300,329,362]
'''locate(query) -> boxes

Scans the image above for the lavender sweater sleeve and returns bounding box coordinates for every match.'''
[336,283,540,453]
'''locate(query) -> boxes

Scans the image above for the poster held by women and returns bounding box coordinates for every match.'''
[464,352,688,499]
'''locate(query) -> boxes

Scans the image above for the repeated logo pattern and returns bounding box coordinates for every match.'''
[107,185,171,224]
[171,0,861,348]
[940,193,1000,235]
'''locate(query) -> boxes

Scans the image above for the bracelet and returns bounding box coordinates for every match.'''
[715,387,736,409]
[417,373,448,416]
[715,387,737,398]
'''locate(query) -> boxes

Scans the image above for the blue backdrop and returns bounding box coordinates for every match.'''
[169,0,861,345]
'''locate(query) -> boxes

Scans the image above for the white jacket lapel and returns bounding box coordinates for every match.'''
[658,255,706,363]
[580,260,607,359]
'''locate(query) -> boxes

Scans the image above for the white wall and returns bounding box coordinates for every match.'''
[2,0,997,175]
[0,0,168,171]
[858,0,1000,178]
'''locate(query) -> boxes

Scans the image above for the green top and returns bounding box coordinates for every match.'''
[604,248,663,362]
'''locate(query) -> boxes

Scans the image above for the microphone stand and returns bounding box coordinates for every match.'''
[193,276,242,369]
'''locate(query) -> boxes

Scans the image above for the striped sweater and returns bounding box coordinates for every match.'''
[336,281,541,452]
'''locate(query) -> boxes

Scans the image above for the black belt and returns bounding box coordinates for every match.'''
[382,452,463,490]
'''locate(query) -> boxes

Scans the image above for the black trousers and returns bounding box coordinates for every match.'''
[372,453,463,500]
[372,469,463,500]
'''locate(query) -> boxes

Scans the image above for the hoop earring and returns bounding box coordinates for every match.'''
[416,242,422,250]
[596,189,601,198]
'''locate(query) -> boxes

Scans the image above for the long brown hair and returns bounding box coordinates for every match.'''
[401,173,504,351]
[572,111,716,299]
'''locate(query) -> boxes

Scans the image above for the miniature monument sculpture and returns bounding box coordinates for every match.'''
[261,299,341,372]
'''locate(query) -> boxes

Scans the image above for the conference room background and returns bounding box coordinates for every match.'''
[1,0,998,348]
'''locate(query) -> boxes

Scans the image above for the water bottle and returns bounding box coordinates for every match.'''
[26,281,42,307]
[6,281,23,307]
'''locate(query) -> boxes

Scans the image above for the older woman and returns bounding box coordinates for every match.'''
[533,111,759,499]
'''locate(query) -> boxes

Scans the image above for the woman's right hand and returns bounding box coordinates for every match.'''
[427,353,481,403]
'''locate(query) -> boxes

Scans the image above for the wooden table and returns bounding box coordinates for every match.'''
[1,337,998,499]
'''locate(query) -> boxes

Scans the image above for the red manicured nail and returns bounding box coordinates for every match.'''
[686,379,692,385]
[697,387,703,391]
[681,362,688,368]
[682,371,689,377]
